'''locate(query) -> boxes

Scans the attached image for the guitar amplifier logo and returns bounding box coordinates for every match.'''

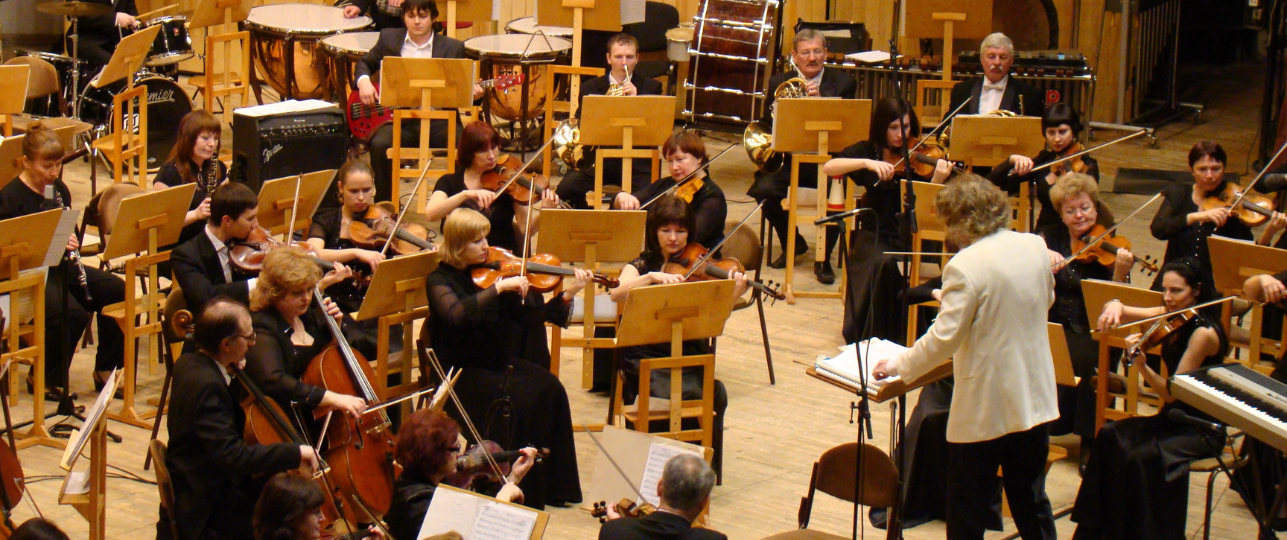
[262,144,283,164]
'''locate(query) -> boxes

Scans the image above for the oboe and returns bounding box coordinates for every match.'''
[69,234,92,302]
[44,186,92,302]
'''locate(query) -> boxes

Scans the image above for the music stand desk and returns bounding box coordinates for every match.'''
[0,210,63,449]
[354,250,439,401]
[257,170,334,239]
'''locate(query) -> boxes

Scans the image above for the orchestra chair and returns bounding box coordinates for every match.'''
[759,442,899,540]
[1009,182,1031,233]
[714,219,774,383]
[914,79,958,130]
[610,354,717,456]
[194,30,251,122]
[90,84,148,187]
[551,290,619,377]
[902,180,949,346]
[0,65,29,137]
[540,64,610,178]
[145,290,186,470]
[149,439,181,540]
[4,57,61,124]
[1208,237,1287,367]
[81,183,145,270]
[1082,279,1167,433]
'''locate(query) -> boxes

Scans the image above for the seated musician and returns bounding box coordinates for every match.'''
[0,121,126,399]
[340,0,403,31]
[10,518,70,540]
[606,195,743,474]
[164,298,320,540]
[66,0,137,73]
[1073,258,1227,540]
[243,248,366,423]
[424,208,590,509]
[425,122,559,252]
[172,182,261,319]
[987,103,1099,237]
[554,33,663,209]
[155,110,228,246]
[1044,174,1134,467]
[353,0,482,201]
[1149,141,1286,289]
[253,473,385,540]
[947,33,1044,117]
[598,454,727,540]
[385,408,535,540]
[612,131,727,249]
[746,28,857,282]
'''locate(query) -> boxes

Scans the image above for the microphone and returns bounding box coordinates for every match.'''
[1260,173,1287,193]
[1166,407,1225,435]
[813,207,873,226]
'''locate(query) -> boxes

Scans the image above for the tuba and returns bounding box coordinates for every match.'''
[743,57,810,173]
[938,109,1018,149]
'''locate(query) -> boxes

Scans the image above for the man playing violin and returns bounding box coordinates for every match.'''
[612,131,727,249]
[555,33,664,210]
[164,298,321,540]
[172,183,262,324]
[598,454,727,540]
[947,33,1044,117]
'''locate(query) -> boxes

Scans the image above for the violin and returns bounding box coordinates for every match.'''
[445,440,549,489]
[302,287,399,516]
[1201,181,1277,228]
[480,154,565,207]
[1069,225,1160,276]
[1124,308,1198,364]
[470,247,619,293]
[1050,142,1090,177]
[229,227,335,275]
[348,204,435,256]
[883,137,964,178]
[662,243,785,301]
[590,499,657,523]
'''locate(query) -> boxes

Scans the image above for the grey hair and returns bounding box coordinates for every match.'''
[659,454,715,512]
[979,32,1014,57]
[793,29,826,51]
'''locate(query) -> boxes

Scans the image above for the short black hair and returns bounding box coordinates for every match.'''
[1188,141,1227,169]
[402,0,438,19]
[194,297,249,354]
[1042,103,1082,133]
[870,97,917,153]
[209,182,258,226]
[10,518,70,540]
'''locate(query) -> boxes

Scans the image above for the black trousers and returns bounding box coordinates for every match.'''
[553,160,652,209]
[749,155,840,262]
[43,263,126,388]
[947,422,1056,540]
[368,119,452,203]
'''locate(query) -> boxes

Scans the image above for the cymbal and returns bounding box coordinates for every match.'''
[36,1,113,18]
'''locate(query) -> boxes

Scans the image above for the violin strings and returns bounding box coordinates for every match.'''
[425,349,508,482]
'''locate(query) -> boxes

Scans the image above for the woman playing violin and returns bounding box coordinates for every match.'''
[425,208,589,509]
[385,409,536,540]
[989,104,1098,237]
[253,473,385,540]
[154,110,229,245]
[611,131,728,250]
[425,122,560,253]
[243,248,368,426]
[1072,258,1227,540]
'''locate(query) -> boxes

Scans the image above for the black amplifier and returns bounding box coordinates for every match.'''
[231,101,348,193]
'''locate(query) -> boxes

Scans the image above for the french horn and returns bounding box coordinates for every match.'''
[743,57,812,173]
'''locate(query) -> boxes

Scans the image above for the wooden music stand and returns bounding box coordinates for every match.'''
[1048,322,1078,387]
[1209,237,1287,365]
[419,484,550,540]
[88,25,160,187]
[902,0,992,82]
[948,114,1045,169]
[355,250,439,402]
[441,0,492,40]
[538,209,645,387]
[101,185,196,429]
[256,170,335,239]
[538,0,643,117]
[580,96,674,209]
[380,58,474,212]
[190,0,253,122]
[0,65,29,138]
[586,425,713,514]
[772,98,869,303]
[1082,278,1164,432]
[0,210,62,449]
[541,65,603,176]
[57,370,118,540]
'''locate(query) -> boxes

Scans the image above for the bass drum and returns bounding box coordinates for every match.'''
[81,77,192,170]
[685,0,779,126]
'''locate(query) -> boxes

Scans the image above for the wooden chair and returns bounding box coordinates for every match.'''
[81,183,146,266]
[902,180,949,346]
[612,354,717,449]
[90,85,148,186]
[1082,279,1167,432]
[149,440,180,540]
[914,79,958,130]
[1008,182,1032,233]
[551,291,619,379]
[195,30,251,121]
[4,57,61,122]
[0,65,30,137]
[717,219,774,383]
[1208,237,1287,367]
[145,290,185,470]
[760,442,899,540]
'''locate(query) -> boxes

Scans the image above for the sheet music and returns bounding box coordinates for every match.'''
[234,99,336,117]
[845,51,902,64]
[59,369,118,470]
[815,339,909,391]
[492,0,500,19]
[43,209,81,269]
[620,0,645,25]
[418,486,476,539]
[473,501,537,540]
[637,442,702,507]
[419,485,541,540]
[64,470,89,495]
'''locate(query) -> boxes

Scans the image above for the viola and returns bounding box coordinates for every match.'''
[348,204,434,256]
[1050,142,1090,177]
[1069,224,1160,276]
[1201,181,1276,228]
[470,247,619,293]
[883,137,963,178]
[302,287,399,516]
[480,154,566,207]
[590,499,658,523]
[445,440,549,489]
[662,243,785,301]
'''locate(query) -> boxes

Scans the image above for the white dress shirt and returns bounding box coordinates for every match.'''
[204,225,256,291]
[979,75,1007,115]
[356,32,435,86]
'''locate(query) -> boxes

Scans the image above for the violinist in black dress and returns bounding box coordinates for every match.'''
[987,103,1099,237]
[611,130,727,249]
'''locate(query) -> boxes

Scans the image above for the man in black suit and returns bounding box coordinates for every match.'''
[65,0,138,72]
[747,29,858,283]
[555,33,665,209]
[340,0,403,31]
[598,454,726,540]
[171,183,260,317]
[163,298,318,540]
[947,32,1045,118]
[354,0,481,202]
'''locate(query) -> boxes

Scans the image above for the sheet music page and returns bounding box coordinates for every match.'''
[472,501,537,540]
[637,442,702,507]
[621,0,645,25]
[418,485,480,540]
[64,470,89,495]
[61,369,118,470]
[44,209,81,269]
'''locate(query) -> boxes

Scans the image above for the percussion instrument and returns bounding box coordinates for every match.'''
[246,4,372,100]
[142,16,194,67]
[685,0,780,126]
[80,75,192,169]
[16,51,85,117]
[36,1,112,17]
[321,31,379,101]
[504,17,573,38]
[666,26,694,62]
[464,34,571,123]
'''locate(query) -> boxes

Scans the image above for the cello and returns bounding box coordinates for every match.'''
[302,286,399,516]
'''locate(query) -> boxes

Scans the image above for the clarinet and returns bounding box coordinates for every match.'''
[46,186,92,302]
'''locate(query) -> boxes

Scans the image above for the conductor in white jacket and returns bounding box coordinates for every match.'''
[874,176,1058,540]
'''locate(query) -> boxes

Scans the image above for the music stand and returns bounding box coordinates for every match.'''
[256,170,334,239]
[101,184,195,428]
[440,0,492,40]
[1209,236,1287,363]
[1081,278,1163,432]
[948,114,1045,169]
[537,0,642,116]
[90,25,159,90]
[586,425,713,516]
[0,210,62,449]
[772,98,869,303]
[190,0,254,121]
[380,57,475,211]
[580,95,674,208]
[0,65,29,138]
[354,250,439,403]
[537,209,645,388]
[0,125,77,190]
[1048,322,1078,387]
[57,370,118,540]
[902,0,992,82]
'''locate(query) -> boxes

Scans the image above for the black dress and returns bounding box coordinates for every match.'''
[307,208,402,360]
[243,306,333,415]
[433,172,519,252]
[424,263,581,508]
[1071,312,1228,540]
[832,139,930,252]
[988,151,1100,237]
[1045,229,1117,437]
[627,175,727,250]
[1149,181,1253,288]
[155,159,228,245]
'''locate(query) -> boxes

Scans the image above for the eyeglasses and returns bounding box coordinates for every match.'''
[238,333,257,345]
[796,49,825,58]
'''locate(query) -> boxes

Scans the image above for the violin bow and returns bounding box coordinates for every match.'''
[640,144,737,209]
[288,173,303,241]
[1229,138,1287,212]
[379,158,437,258]
[364,386,438,414]
[680,201,765,282]
[1053,192,1162,271]
[494,135,560,197]
[350,493,398,540]
[890,97,972,169]
[580,424,651,504]
[1020,129,1149,176]
[1108,295,1238,330]
[422,348,510,483]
